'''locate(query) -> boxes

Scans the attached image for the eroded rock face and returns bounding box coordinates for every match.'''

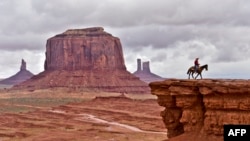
[44,27,126,71]
[149,79,250,141]
[13,27,149,93]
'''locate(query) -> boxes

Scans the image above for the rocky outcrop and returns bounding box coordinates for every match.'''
[0,59,34,85]
[13,27,149,93]
[44,27,126,71]
[149,79,250,141]
[133,59,165,83]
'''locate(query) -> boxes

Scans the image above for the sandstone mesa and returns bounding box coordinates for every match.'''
[13,27,149,93]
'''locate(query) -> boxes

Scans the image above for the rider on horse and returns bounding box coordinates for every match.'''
[194,58,200,73]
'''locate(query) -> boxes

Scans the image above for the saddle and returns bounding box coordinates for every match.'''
[193,66,199,72]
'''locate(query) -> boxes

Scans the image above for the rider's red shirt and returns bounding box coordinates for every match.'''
[194,60,199,65]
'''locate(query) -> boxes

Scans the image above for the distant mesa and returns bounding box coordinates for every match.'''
[13,27,149,93]
[133,58,165,83]
[0,59,34,85]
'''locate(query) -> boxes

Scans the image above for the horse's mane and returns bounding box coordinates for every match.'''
[201,64,208,67]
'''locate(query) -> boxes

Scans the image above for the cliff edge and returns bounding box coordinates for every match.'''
[149,79,250,141]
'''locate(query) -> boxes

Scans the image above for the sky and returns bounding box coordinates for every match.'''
[0,0,250,79]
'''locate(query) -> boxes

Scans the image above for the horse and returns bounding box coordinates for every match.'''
[187,64,208,79]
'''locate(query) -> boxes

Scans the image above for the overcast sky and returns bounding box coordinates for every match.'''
[0,0,250,79]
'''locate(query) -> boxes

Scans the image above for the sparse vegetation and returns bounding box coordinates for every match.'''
[0,97,83,113]
[0,88,156,114]
[0,89,167,141]
[0,84,12,89]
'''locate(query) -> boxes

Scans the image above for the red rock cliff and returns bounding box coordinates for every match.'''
[13,27,149,93]
[44,27,126,71]
[149,79,250,141]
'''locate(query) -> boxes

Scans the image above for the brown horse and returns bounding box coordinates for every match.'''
[187,64,208,79]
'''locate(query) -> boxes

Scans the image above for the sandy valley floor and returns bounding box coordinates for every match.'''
[0,89,167,141]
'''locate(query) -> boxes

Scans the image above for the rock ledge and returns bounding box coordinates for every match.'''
[149,79,250,141]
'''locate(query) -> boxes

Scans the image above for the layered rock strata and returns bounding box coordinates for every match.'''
[44,27,125,71]
[13,27,149,93]
[149,79,250,141]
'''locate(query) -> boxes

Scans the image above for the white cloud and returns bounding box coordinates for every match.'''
[0,0,250,79]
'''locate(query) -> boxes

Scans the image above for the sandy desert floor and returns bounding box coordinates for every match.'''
[0,88,168,141]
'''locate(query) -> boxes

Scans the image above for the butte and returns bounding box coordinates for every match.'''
[0,59,34,85]
[133,58,165,83]
[13,27,149,93]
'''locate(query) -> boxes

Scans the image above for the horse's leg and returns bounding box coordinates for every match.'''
[195,73,199,79]
[187,71,190,79]
[195,73,203,79]
[191,72,194,79]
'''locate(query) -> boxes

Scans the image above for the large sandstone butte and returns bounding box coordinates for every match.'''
[149,79,250,141]
[0,59,34,85]
[13,27,149,93]
[133,58,165,83]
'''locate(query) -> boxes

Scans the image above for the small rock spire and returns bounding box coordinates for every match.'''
[137,58,142,72]
[142,61,151,73]
[20,59,26,71]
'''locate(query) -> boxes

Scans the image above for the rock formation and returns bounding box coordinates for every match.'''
[0,59,34,85]
[44,27,126,71]
[13,27,149,93]
[149,79,250,141]
[133,58,165,83]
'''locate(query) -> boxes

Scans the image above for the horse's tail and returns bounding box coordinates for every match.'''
[187,69,190,74]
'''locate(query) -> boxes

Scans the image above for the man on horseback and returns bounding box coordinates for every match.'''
[187,58,208,79]
[194,58,200,73]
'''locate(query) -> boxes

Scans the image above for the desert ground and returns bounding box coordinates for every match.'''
[0,88,167,141]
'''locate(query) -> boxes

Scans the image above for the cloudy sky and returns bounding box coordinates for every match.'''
[0,0,250,79]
